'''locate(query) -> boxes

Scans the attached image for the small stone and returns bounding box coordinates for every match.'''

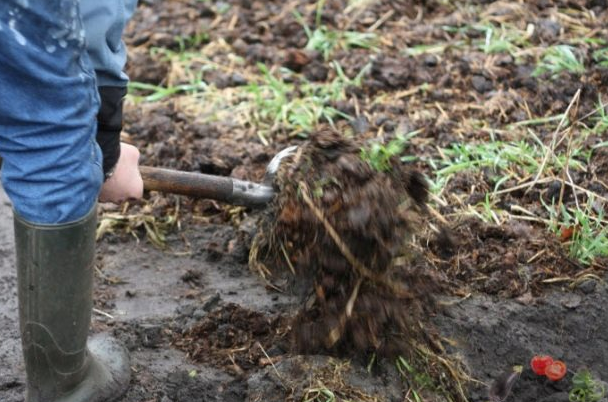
[592,199,605,215]
[230,73,247,86]
[468,388,485,402]
[350,115,369,135]
[495,54,514,66]
[374,115,390,127]
[545,180,563,202]
[202,292,221,312]
[471,75,493,93]
[513,65,537,90]
[176,304,196,316]
[515,291,534,305]
[283,49,312,72]
[303,60,329,82]
[589,0,607,10]
[547,377,571,392]
[334,100,355,116]
[139,324,163,348]
[215,1,230,14]
[265,345,285,357]
[231,38,247,54]
[561,293,582,309]
[536,19,561,42]
[423,54,438,67]
[577,279,597,294]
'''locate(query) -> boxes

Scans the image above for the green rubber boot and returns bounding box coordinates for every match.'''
[14,206,130,402]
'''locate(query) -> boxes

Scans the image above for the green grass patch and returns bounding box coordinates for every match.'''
[396,356,436,401]
[533,45,585,78]
[360,130,420,172]
[569,369,606,402]
[474,23,530,55]
[294,0,378,60]
[429,135,587,195]
[585,98,608,136]
[246,61,370,139]
[128,81,208,102]
[592,47,608,67]
[128,43,371,141]
[428,117,606,265]
[427,22,530,57]
[544,198,608,266]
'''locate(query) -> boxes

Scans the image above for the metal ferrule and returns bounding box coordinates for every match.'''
[230,179,275,207]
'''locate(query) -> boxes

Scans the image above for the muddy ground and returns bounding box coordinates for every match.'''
[2,0,608,401]
[1,185,608,402]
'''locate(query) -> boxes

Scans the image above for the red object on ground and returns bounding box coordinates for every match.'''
[560,226,576,241]
[530,355,554,375]
[545,360,567,381]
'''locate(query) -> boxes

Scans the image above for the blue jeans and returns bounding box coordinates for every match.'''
[81,0,138,87]
[0,0,136,224]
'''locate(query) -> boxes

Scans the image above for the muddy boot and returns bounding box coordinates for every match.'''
[14,206,130,402]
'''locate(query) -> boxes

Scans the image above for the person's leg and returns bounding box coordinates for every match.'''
[0,2,130,401]
[13,208,130,402]
[80,0,138,88]
[0,1,102,224]
[81,0,139,178]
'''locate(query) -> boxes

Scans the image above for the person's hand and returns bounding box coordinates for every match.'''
[98,142,143,204]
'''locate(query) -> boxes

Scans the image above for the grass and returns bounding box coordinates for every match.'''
[174,31,210,53]
[588,106,608,135]
[474,23,529,55]
[404,42,465,56]
[360,130,420,172]
[299,353,469,402]
[569,369,606,402]
[128,81,208,102]
[593,47,608,67]
[544,198,608,266]
[533,45,586,78]
[429,134,587,195]
[302,388,337,402]
[395,348,471,402]
[128,43,370,142]
[428,103,608,266]
[246,63,344,136]
[396,357,436,402]
[293,0,378,60]
[246,61,370,140]
[420,21,530,57]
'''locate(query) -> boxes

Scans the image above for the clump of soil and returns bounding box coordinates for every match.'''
[251,129,468,398]
[173,303,288,372]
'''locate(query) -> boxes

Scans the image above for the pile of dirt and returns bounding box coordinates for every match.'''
[253,129,434,355]
[249,129,468,398]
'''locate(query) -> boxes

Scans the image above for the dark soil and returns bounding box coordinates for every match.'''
[1,1,608,402]
[173,302,290,372]
[251,129,446,365]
